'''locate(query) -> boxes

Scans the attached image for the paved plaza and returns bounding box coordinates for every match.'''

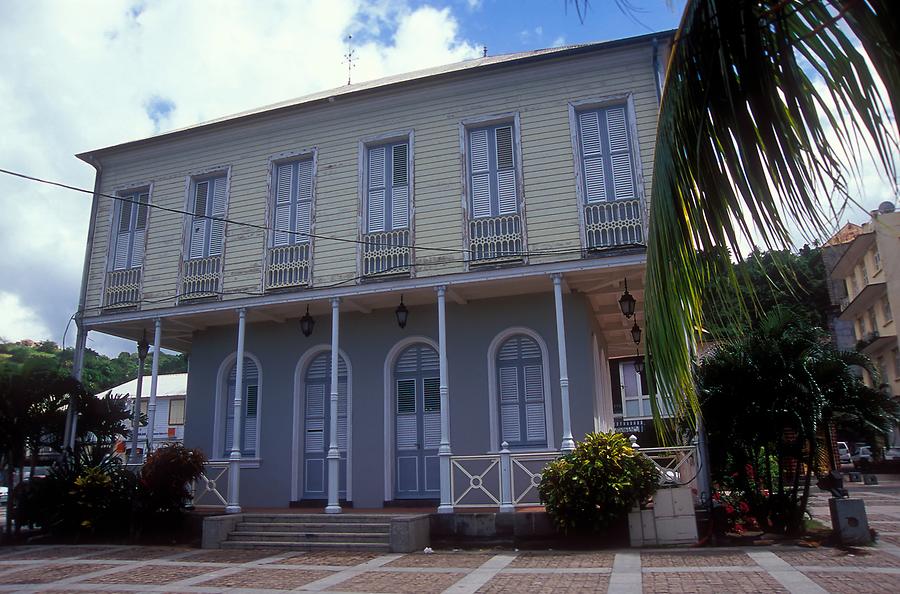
[2,477,900,593]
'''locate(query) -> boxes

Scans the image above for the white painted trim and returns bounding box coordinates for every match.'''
[291,344,354,503]
[83,251,647,326]
[381,335,440,502]
[212,350,263,460]
[486,326,555,452]
[593,333,615,432]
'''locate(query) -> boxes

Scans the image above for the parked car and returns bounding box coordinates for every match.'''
[0,485,7,505]
[883,447,900,461]
[837,441,851,464]
[852,445,872,467]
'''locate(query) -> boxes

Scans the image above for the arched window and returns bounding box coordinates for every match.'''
[496,334,547,448]
[222,356,260,457]
[302,351,348,499]
[393,343,440,498]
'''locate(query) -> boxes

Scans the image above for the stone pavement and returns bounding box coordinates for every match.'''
[2,476,900,594]
[1,544,899,593]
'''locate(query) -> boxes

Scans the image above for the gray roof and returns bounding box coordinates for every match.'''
[77,30,673,161]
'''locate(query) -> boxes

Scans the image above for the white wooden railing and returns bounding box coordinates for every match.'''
[187,461,230,509]
[363,229,410,276]
[181,256,221,299]
[584,199,643,249]
[469,214,523,263]
[104,267,142,308]
[631,438,701,491]
[266,244,310,289]
[451,444,558,509]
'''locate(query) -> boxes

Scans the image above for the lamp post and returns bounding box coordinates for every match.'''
[129,330,150,464]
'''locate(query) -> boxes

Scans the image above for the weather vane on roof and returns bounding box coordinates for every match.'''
[344,35,356,86]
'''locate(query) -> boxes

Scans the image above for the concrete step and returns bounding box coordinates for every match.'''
[221,540,390,552]
[241,514,397,524]
[228,531,390,544]
[235,522,390,534]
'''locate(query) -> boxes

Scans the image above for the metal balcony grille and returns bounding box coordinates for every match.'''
[468,214,523,263]
[363,229,410,276]
[584,199,644,249]
[104,267,141,308]
[181,256,221,300]
[266,244,310,289]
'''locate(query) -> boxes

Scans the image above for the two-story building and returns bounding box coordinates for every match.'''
[829,202,900,450]
[72,31,672,511]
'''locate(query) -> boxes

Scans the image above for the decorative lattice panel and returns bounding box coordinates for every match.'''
[266,244,310,289]
[181,256,221,299]
[584,199,644,249]
[363,229,410,276]
[104,267,142,308]
[469,214,523,263]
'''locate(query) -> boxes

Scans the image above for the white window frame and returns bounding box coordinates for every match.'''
[567,94,647,249]
[211,350,262,467]
[458,112,528,266]
[618,359,669,420]
[486,327,554,452]
[357,129,415,276]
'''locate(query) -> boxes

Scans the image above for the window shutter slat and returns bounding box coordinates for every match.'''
[273,203,292,246]
[499,367,518,402]
[118,201,132,233]
[497,170,517,215]
[424,412,440,448]
[471,174,492,218]
[579,112,602,155]
[207,177,227,256]
[606,107,629,152]
[396,415,417,450]
[396,379,416,414]
[583,157,607,203]
[243,384,258,455]
[495,126,514,169]
[369,146,385,189]
[501,405,521,442]
[391,186,409,229]
[525,403,546,442]
[190,182,209,259]
[135,194,149,229]
[114,227,131,270]
[610,153,635,200]
[131,229,145,268]
[295,201,311,241]
[392,144,408,186]
[523,365,543,401]
[470,129,489,172]
[368,189,385,232]
[297,160,313,200]
[276,163,293,204]
[338,381,348,450]
[305,384,325,452]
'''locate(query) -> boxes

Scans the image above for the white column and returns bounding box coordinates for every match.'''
[326,298,342,514]
[146,318,162,452]
[226,308,247,514]
[64,324,88,451]
[436,285,454,513]
[552,274,576,452]
[595,339,615,432]
[129,356,146,464]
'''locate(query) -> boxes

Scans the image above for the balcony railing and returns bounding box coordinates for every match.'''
[584,199,644,249]
[266,244,310,289]
[181,256,221,300]
[450,447,559,509]
[469,214,523,263]
[363,229,410,276]
[104,267,141,308]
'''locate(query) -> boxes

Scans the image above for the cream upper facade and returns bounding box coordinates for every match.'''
[832,207,900,390]
[76,33,669,356]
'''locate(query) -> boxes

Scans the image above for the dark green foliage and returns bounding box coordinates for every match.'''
[538,432,659,533]
[137,444,206,516]
[697,308,900,534]
[0,339,187,395]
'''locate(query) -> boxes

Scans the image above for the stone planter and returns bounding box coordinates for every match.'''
[628,487,698,547]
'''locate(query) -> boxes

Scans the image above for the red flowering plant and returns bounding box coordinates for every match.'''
[712,489,760,535]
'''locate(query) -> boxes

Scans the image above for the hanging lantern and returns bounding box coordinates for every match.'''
[395,295,409,329]
[136,329,150,360]
[300,305,315,337]
[618,278,636,319]
[630,321,642,345]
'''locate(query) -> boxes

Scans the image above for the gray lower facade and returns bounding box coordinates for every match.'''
[183,291,604,509]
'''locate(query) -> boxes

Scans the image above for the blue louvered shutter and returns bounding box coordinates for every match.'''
[469,124,518,218]
[223,357,259,457]
[131,193,149,267]
[469,128,492,218]
[497,335,546,448]
[189,181,209,259]
[273,163,293,246]
[578,105,636,203]
[208,176,228,256]
[113,200,133,270]
[391,143,409,230]
[273,159,313,246]
[367,146,386,232]
[113,192,149,270]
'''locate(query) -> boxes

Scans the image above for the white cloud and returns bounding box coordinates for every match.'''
[552,36,567,47]
[465,0,483,10]
[0,0,478,355]
[0,292,52,343]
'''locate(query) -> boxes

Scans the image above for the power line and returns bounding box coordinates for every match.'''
[0,166,636,259]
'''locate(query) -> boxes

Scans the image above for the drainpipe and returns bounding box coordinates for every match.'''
[64,154,103,452]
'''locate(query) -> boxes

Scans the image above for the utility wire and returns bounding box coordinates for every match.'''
[0,167,629,259]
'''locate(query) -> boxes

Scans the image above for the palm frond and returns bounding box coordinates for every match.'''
[646,0,899,432]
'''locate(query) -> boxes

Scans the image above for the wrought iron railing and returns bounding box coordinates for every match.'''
[266,244,310,289]
[181,256,221,299]
[104,267,142,308]
[469,214,523,263]
[451,446,559,509]
[584,199,644,249]
[362,229,410,276]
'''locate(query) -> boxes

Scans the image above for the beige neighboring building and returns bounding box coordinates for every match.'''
[98,373,187,452]
[829,203,900,447]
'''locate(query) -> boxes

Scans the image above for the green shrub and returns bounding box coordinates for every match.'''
[137,444,206,517]
[538,432,659,533]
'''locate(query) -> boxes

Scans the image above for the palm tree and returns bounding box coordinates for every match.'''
[638,0,900,424]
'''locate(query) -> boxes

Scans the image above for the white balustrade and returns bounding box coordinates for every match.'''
[450,450,559,509]
[584,199,644,249]
[188,461,231,509]
[468,214,523,263]
[363,229,410,276]
[635,445,701,491]
[181,256,222,299]
[104,267,142,308]
[266,244,310,289]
